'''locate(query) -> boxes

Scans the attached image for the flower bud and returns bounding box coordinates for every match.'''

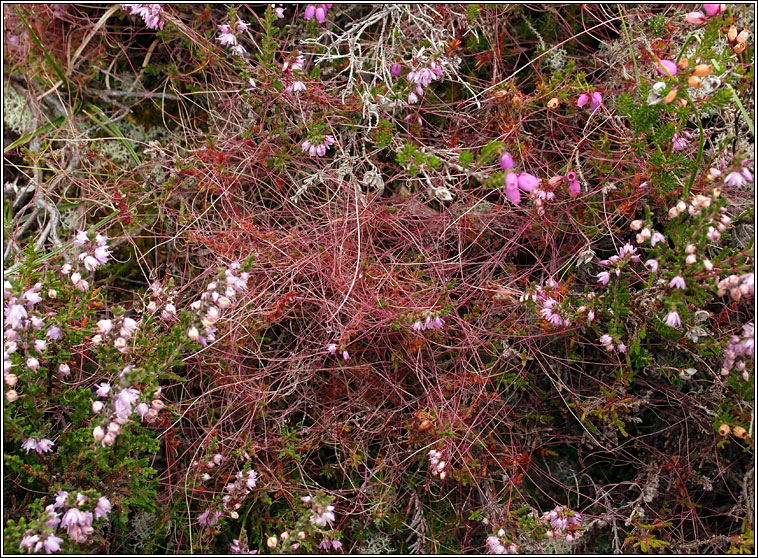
[685,254,697,266]
[5,373,18,386]
[151,399,165,411]
[703,259,713,272]
[733,42,746,55]
[102,432,116,446]
[107,422,121,434]
[58,363,71,376]
[736,30,749,44]
[630,220,643,230]
[685,244,696,254]
[547,97,560,110]
[6,389,18,402]
[727,25,738,42]
[733,426,747,439]
[439,471,447,480]
[663,88,678,104]
[692,64,713,77]
[93,426,105,441]
[687,75,702,88]
[92,401,104,413]
[267,536,278,548]
[676,200,687,213]
[188,327,200,341]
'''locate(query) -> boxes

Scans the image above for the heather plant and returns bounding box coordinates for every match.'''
[3,3,755,555]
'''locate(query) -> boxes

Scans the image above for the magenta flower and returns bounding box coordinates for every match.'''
[517,172,540,193]
[655,59,678,77]
[499,151,514,171]
[390,63,402,78]
[577,91,603,111]
[504,172,520,205]
[703,4,725,17]
[342,350,349,360]
[327,343,337,355]
[669,276,686,290]
[664,310,681,328]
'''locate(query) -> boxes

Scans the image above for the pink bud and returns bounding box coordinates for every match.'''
[655,59,678,77]
[703,4,724,17]
[314,6,325,23]
[499,151,514,171]
[304,4,315,19]
[577,93,589,108]
[569,180,581,196]
[390,63,402,78]
[590,91,603,111]
[684,11,707,24]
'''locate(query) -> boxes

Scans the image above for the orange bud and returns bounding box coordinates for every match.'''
[419,419,433,431]
[718,423,730,436]
[663,88,678,104]
[733,42,746,55]
[678,58,689,70]
[692,64,713,77]
[688,75,703,88]
[737,30,749,44]
[547,97,560,110]
[733,425,748,439]
[727,25,738,43]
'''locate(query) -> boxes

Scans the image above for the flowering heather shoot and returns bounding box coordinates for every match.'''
[2,3,755,555]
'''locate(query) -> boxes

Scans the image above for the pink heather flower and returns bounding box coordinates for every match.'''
[23,288,42,306]
[504,172,520,204]
[275,6,285,18]
[97,319,114,335]
[669,276,686,290]
[650,231,665,247]
[46,326,63,340]
[246,469,258,488]
[248,77,257,88]
[412,320,424,331]
[617,343,626,353]
[27,357,40,371]
[94,496,112,519]
[320,540,332,550]
[597,271,611,286]
[114,387,140,420]
[20,535,40,552]
[34,339,47,353]
[217,28,238,47]
[724,171,747,187]
[95,382,111,397]
[304,4,316,19]
[741,167,753,182]
[122,317,139,334]
[408,91,419,104]
[703,4,725,17]
[517,172,540,193]
[327,343,337,355]
[644,259,659,272]
[390,63,402,78]
[74,230,89,245]
[290,81,306,93]
[42,534,64,554]
[232,44,247,56]
[499,151,514,171]
[577,91,602,111]
[655,59,678,77]
[332,539,343,550]
[672,132,692,151]
[54,491,69,509]
[315,5,326,23]
[135,402,150,420]
[236,20,249,33]
[93,245,111,265]
[60,507,86,530]
[35,438,54,453]
[22,438,38,453]
[685,11,707,24]
[599,334,614,351]
[342,350,350,360]
[664,310,681,328]
[6,301,28,328]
